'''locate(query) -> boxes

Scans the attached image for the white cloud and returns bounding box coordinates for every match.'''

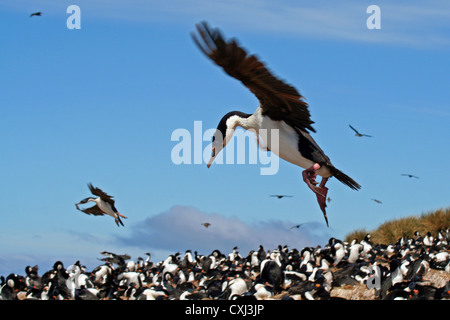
[0,205,333,276]
[117,205,333,258]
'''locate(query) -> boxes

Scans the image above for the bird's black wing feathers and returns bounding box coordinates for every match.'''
[349,125,359,134]
[78,204,105,216]
[296,129,333,165]
[192,21,316,133]
[88,183,115,204]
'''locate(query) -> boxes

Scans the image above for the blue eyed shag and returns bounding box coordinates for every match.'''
[75,183,127,227]
[192,22,361,226]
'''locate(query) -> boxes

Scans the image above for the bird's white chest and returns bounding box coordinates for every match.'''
[258,115,316,170]
[236,108,331,176]
[96,199,115,216]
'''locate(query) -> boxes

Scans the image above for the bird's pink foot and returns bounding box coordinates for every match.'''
[302,164,330,226]
[316,185,329,227]
[302,164,325,196]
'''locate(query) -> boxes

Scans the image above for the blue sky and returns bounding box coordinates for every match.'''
[1,0,449,275]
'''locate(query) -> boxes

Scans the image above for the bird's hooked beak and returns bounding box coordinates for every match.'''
[207,147,216,168]
[207,124,233,168]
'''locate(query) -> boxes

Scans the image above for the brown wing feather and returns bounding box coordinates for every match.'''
[192,21,316,133]
[79,204,105,216]
[88,183,115,204]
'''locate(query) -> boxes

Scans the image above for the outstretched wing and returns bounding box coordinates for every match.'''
[349,125,359,134]
[401,174,419,179]
[192,21,315,133]
[88,183,115,204]
[78,204,105,216]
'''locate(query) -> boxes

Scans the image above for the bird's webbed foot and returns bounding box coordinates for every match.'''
[302,164,325,196]
[117,212,127,219]
[302,164,330,226]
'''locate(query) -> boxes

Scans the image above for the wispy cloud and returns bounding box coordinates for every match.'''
[389,103,450,118]
[117,205,332,257]
[4,0,450,47]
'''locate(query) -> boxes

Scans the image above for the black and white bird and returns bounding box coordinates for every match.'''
[75,183,127,227]
[192,22,360,226]
[349,125,372,137]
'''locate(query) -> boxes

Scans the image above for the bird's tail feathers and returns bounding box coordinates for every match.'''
[116,216,125,227]
[330,167,361,191]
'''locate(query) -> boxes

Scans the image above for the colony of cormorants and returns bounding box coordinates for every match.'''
[1,230,449,300]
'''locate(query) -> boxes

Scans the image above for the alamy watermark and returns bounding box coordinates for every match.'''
[65,5,380,31]
[367,5,381,30]
[170,121,280,175]
[67,5,81,30]
[66,3,381,175]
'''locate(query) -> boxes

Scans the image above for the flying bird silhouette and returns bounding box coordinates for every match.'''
[201,222,211,228]
[401,174,419,179]
[270,195,293,199]
[289,223,306,229]
[75,183,127,227]
[192,22,360,227]
[30,12,42,17]
[371,199,382,204]
[349,125,372,137]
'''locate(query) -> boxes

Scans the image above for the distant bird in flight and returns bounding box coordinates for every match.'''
[349,125,372,137]
[30,12,42,17]
[401,174,419,179]
[201,222,211,228]
[75,183,127,227]
[371,199,382,204]
[192,21,360,227]
[270,195,293,199]
[326,196,332,203]
[289,223,306,229]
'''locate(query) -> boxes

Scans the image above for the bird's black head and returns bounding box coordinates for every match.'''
[77,197,96,204]
[53,261,64,271]
[208,111,252,168]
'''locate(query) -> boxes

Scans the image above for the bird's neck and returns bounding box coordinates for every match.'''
[226,111,258,131]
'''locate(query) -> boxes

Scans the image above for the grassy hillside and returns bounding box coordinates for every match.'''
[345,207,450,244]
